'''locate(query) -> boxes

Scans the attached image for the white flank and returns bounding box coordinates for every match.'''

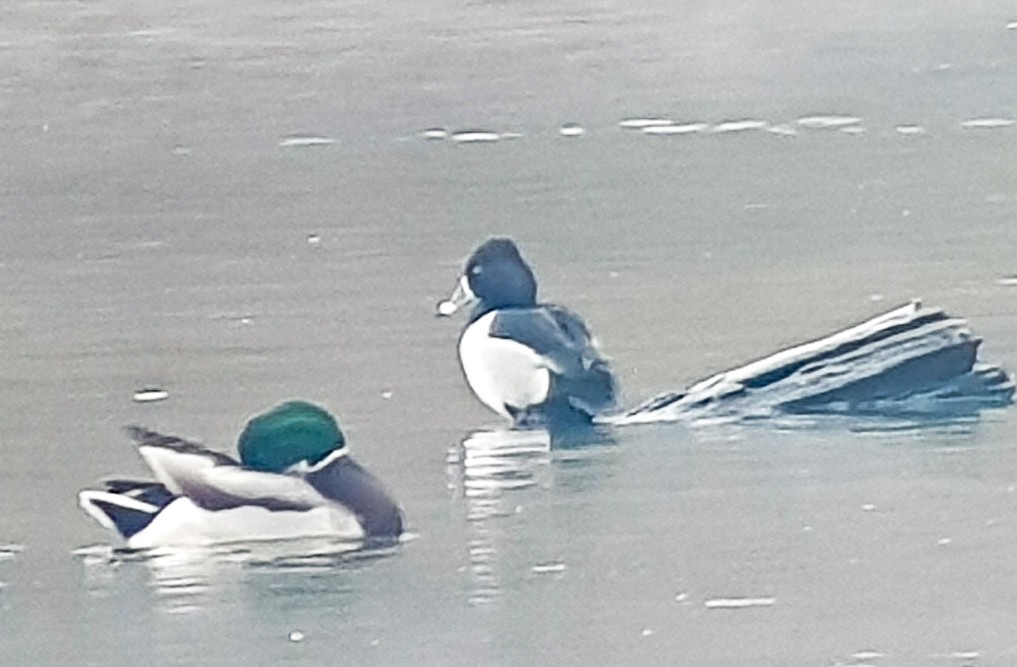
[459,312,551,420]
[125,498,365,549]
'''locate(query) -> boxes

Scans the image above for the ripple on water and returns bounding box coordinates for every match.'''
[450,130,502,143]
[642,122,708,136]
[530,561,566,574]
[711,119,768,133]
[704,596,776,609]
[278,135,337,147]
[559,123,585,137]
[419,127,449,140]
[895,124,927,136]
[133,388,169,403]
[960,118,1015,129]
[618,118,673,129]
[796,115,863,129]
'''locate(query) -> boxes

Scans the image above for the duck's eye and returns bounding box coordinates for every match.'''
[470,265,483,276]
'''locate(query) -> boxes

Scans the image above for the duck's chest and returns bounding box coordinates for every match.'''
[458,311,551,417]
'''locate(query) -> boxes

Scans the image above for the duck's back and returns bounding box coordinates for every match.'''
[486,304,616,417]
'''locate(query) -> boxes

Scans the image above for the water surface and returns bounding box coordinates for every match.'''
[2,0,1017,664]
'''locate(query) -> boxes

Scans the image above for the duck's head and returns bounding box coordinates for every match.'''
[238,400,346,473]
[436,237,537,319]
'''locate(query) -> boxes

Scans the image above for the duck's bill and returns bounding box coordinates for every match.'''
[435,275,476,317]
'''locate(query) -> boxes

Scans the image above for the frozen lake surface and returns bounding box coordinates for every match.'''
[2,0,1017,664]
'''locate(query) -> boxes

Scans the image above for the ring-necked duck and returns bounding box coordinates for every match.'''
[436,238,616,427]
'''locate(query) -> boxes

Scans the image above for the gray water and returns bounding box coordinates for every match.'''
[3,0,1017,664]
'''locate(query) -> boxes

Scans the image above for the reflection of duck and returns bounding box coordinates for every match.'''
[78,401,404,549]
[612,301,1014,424]
[437,238,616,428]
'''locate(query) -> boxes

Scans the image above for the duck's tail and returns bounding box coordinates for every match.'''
[78,480,176,540]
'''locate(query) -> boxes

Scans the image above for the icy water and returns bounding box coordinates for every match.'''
[3,0,1017,664]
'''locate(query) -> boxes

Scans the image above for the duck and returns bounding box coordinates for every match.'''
[436,237,616,427]
[78,400,404,549]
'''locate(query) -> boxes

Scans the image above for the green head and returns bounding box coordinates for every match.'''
[237,400,345,472]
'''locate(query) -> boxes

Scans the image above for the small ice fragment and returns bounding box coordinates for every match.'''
[641,628,653,637]
[852,650,885,660]
[133,388,169,403]
[937,537,952,546]
[902,209,912,217]
[960,118,1015,129]
[674,592,689,602]
[704,597,776,609]
[288,630,305,643]
[450,131,500,143]
[306,234,321,245]
[796,115,862,129]
[559,123,585,137]
[531,561,566,574]
[869,294,885,302]
[437,300,457,316]
[840,125,867,134]
[420,128,448,140]
[996,276,1017,286]
[1007,20,1017,30]
[802,524,813,531]
[618,118,673,129]
[711,119,767,133]
[862,504,877,512]
[171,145,191,156]
[278,135,336,147]
[381,390,393,400]
[896,125,927,136]
[642,122,707,135]
[370,639,380,647]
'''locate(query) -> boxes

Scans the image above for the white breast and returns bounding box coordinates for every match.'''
[458,311,551,419]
